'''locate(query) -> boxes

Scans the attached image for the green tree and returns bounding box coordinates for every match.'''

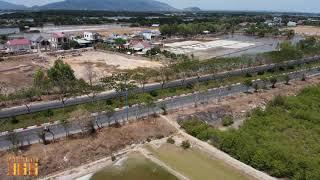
[47,59,77,106]
[270,77,278,88]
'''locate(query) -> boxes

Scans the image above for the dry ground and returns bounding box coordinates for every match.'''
[46,50,162,81]
[0,54,50,92]
[0,49,161,91]
[287,25,320,36]
[0,118,175,179]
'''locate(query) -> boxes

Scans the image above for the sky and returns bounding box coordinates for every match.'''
[5,0,320,13]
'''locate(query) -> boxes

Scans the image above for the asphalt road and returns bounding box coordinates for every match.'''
[0,56,319,119]
[0,67,318,150]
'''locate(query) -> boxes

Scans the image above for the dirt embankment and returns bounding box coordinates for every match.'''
[0,118,175,179]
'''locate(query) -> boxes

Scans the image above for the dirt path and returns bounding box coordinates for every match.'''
[138,147,190,180]
[160,115,276,180]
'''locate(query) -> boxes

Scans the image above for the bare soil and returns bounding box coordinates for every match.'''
[0,118,175,179]
[287,25,320,36]
[46,50,162,81]
[0,54,50,92]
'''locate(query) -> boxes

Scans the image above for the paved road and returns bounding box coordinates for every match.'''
[1,56,319,119]
[0,67,318,150]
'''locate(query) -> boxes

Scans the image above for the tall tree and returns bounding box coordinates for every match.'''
[47,59,77,107]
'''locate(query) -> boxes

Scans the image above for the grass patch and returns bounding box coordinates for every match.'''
[91,152,178,180]
[147,144,250,180]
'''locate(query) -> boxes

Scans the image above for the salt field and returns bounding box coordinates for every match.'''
[164,39,256,54]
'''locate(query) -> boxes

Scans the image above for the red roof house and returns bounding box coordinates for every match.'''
[6,38,31,53]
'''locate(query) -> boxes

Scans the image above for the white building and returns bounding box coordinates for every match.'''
[84,32,100,41]
[287,21,297,27]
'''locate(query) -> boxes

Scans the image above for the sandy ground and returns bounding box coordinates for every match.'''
[287,26,320,36]
[0,50,161,91]
[0,54,50,92]
[0,118,175,179]
[31,24,154,36]
[46,50,162,81]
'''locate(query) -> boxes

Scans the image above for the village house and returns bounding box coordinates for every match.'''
[49,32,69,49]
[127,39,152,54]
[84,32,100,42]
[6,38,31,53]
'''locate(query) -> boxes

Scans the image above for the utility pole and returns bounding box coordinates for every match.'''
[125,80,129,122]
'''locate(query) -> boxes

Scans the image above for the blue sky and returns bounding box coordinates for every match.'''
[5,0,320,13]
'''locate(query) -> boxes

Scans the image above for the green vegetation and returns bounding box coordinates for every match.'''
[91,153,178,180]
[181,140,191,149]
[147,144,250,180]
[167,137,175,144]
[181,85,320,179]
[222,115,234,126]
[160,22,233,36]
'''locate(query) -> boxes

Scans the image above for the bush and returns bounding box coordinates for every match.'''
[149,90,158,97]
[271,95,285,106]
[222,115,234,126]
[10,117,19,124]
[146,137,152,142]
[156,134,164,139]
[111,154,116,162]
[44,109,54,117]
[181,140,191,149]
[167,137,175,144]
[257,71,265,75]
[245,73,253,77]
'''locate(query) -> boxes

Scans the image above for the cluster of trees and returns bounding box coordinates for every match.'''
[244,23,281,37]
[160,22,232,36]
[181,85,320,179]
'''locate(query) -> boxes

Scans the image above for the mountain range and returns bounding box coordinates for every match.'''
[0,0,176,11]
[0,1,26,10]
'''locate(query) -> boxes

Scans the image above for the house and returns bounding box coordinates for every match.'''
[29,34,51,52]
[6,38,31,53]
[140,30,161,40]
[287,21,297,27]
[84,32,100,41]
[128,40,152,53]
[49,32,69,49]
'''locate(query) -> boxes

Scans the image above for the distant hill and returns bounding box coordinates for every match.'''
[37,0,177,11]
[0,1,26,10]
[183,7,202,12]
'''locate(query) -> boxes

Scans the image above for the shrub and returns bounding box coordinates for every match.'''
[301,74,306,81]
[167,137,175,144]
[10,117,19,124]
[271,95,285,106]
[283,75,290,85]
[222,115,234,126]
[146,137,152,142]
[257,71,265,75]
[270,77,278,88]
[181,140,191,149]
[156,134,164,139]
[149,90,158,97]
[245,73,253,77]
[44,109,54,117]
[111,154,116,162]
